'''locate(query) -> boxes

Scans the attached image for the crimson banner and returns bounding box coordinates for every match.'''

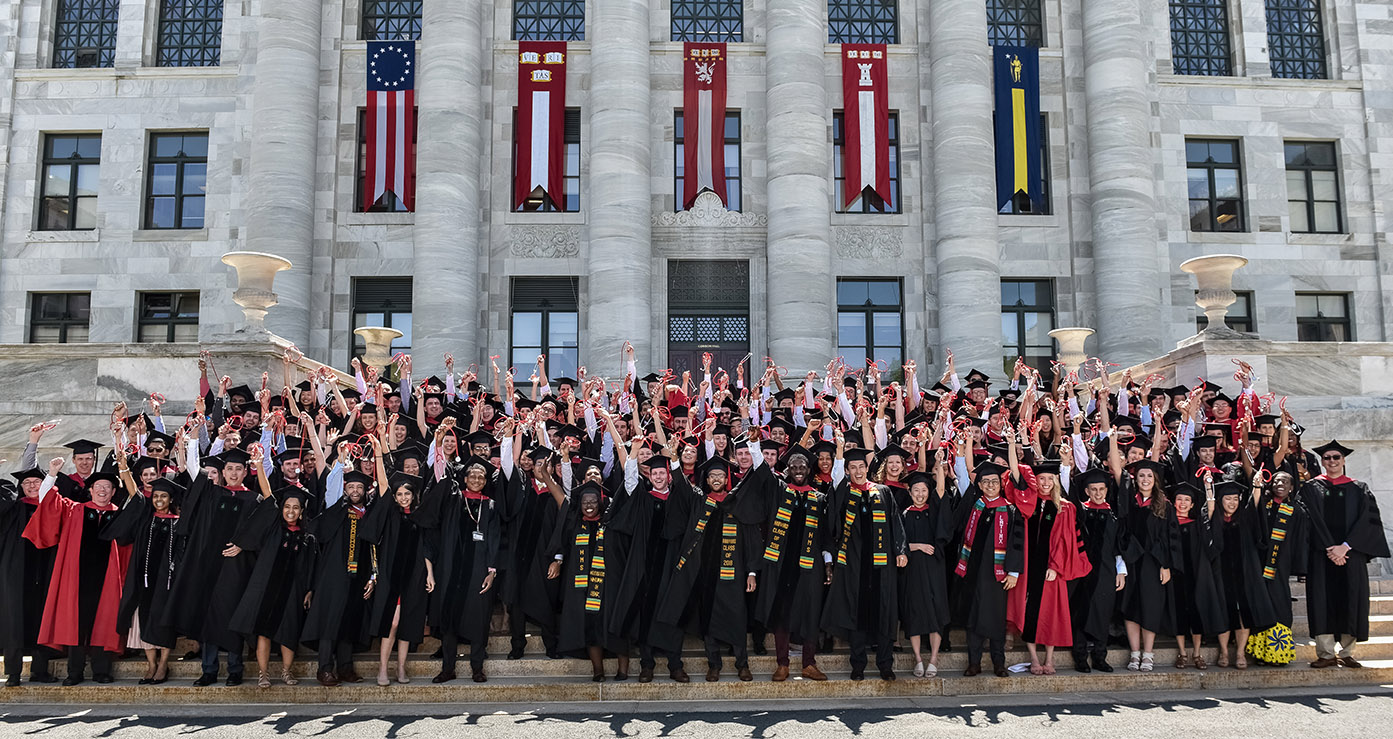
[682,42,728,208]
[840,44,890,207]
[515,42,568,210]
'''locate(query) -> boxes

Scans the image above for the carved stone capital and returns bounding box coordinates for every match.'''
[653,191,767,228]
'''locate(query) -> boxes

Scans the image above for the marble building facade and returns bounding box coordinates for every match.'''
[0,0,1390,380]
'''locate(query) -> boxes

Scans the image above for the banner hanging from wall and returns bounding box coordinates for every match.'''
[682,42,728,208]
[840,44,890,207]
[515,41,568,210]
[993,45,1043,213]
[365,40,416,211]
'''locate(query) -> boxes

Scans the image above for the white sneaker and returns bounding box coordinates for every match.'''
[913,661,925,677]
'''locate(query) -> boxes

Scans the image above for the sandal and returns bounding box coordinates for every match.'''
[1127,652,1141,671]
[257,670,271,690]
[1235,655,1248,670]
[1193,655,1208,670]
[282,668,298,686]
[924,663,938,677]
[1140,653,1154,672]
[913,661,925,678]
[1216,651,1229,669]
[1175,654,1189,669]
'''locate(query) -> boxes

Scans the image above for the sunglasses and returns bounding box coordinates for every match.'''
[1322,454,1343,461]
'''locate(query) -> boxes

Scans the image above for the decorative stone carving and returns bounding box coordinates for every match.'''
[834,226,904,258]
[510,226,581,258]
[353,326,403,370]
[1180,254,1250,338]
[652,191,767,227]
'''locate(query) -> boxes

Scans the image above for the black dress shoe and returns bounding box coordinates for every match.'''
[880,668,896,681]
[1092,655,1114,673]
[752,642,767,656]
[993,664,1008,678]
[225,672,243,686]
[151,676,168,685]
[337,668,363,684]
[670,669,689,683]
[963,663,981,677]
[705,668,720,682]
[592,670,605,683]
[638,667,654,683]
[737,668,752,682]
[849,667,865,681]
[181,650,200,661]
[193,673,217,687]
[5,675,20,687]
[430,647,443,659]
[507,646,525,660]
[471,670,487,683]
[138,677,153,685]
[432,670,456,683]
[30,673,57,684]
[1074,661,1092,673]
[61,675,83,686]
[94,674,114,684]
[614,672,629,682]
[545,649,562,660]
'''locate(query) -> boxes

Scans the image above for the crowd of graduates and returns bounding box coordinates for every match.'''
[1,344,1387,689]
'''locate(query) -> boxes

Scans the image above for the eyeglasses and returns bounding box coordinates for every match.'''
[1321,454,1343,461]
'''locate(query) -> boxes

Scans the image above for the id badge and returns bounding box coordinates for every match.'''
[473,530,485,542]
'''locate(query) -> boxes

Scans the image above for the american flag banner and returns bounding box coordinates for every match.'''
[682,42,728,208]
[515,41,568,210]
[365,40,416,212]
[840,44,890,207]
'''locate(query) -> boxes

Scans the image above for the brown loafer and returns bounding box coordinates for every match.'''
[337,668,362,684]
[963,663,981,677]
[1309,657,1339,668]
[771,665,790,682]
[801,665,828,681]
[1338,656,1363,669]
[670,669,690,683]
[705,668,720,682]
[316,669,340,687]
[738,668,753,682]
[638,667,654,683]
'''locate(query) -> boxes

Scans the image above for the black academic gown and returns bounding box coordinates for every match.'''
[227,499,316,646]
[414,474,502,643]
[102,495,182,648]
[360,500,430,644]
[1300,476,1391,640]
[550,507,627,655]
[899,494,954,638]
[604,477,683,648]
[163,475,261,649]
[0,491,57,660]
[300,497,374,650]
[1173,507,1226,638]
[822,480,907,645]
[1259,494,1311,626]
[1117,478,1180,636]
[738,463,831,643]
[1069,496,1126,645]
[1213,499,1278,633]
[498,468,562,635]
[653,474,763,651]
[949,488,1025,638]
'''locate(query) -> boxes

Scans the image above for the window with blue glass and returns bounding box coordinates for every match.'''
[156,0,223,67]
[1169,0,1233,76]
[52,0,119,68]
[1266,0,1327,79]
[987,0,1043,47]
[515,0,585,41]
[828,0,896,44]
[672,0,742,42]
[362,1,422,41]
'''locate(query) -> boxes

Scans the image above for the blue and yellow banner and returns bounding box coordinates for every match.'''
[993,46,1043,213]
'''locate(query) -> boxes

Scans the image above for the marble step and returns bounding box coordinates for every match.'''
[2,661,1390,705]
[9,638,1393,680]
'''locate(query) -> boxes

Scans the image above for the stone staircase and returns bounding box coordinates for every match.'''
[3,586,1391,704]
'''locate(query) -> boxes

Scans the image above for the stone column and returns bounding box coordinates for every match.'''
[410,0,483,373]
[928,0,1001,377]
[242,0,320,348]
[1082,0,1165,363]
[764,0,833,374]
[585,0,653,375]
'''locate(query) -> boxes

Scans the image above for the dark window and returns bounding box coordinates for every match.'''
[832,111,901,214]
[512,108,581,212]
[993,113,1051,215]
[38,134,100,231]
[1296,293,1351,342]
[1285,141,1341,233]
[836,279,903,372]
[672,0,742,42]
[675,110,741,212]
[511,277,580,380]
[52,0,118,68]
[1001,279,1055,376]
[29,293,90,344]
[137,292,200,343]
[514,0,585,41]
[987,0,1044,47]
[828,0,897,44]
[156,0,223,67]
[146,133,208,229]
[1266,0,1327,79]
[362,0,422,41]
[1169,0,1233,76]
[355,107,418,213]
[1196,290,1254,333]
[352,277,413,357]
[1186,139,1244,232]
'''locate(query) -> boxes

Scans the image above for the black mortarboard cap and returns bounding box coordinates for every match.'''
[64,439,104,456]
[1312,440,1354,458]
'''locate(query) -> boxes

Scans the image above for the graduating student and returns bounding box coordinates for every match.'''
[228,486,317,689]
[105,463,184,685]
[1248,471,1309,666]
[416,454,502,683]
[654,443,764,683]
[361,470,431,687]
[1115,455,1179,673]
[1212,478,1276,670]
[823,443,908,681]
[1170,480,1226,670]
[1066,465,1127,673]
[949,455,1025,678]
[1300,440,1391,668]
[22,459,131,685]
[0,468,59,685]
[898,464,953,678]
[548,481,629,681]
[166,433,265,687]
[54,439,104,502]
[498,428,566,661]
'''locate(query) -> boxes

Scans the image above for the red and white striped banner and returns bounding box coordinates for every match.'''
[840,44,890,207]
[365,40,416,211]
[682,42,728,208]
[515,41,568,210]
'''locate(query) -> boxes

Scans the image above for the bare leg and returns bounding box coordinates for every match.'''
[1043,645,1056,674]
[396,641,411,682]
[1234,628,1250,668]
[928,633,942,667]
[1217,631,1231,666]
[1125,620,1142,652]
[1026,643,1043,673]
[256,637,272,687]
[909,634,923,665]
[379,604,401,683]
[1141,628,1156,654]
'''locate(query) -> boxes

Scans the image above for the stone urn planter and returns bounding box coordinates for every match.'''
[1048,327,1094,375]
[221,251,292,332]
[1180,254,1250,338]
[354,326,403,371]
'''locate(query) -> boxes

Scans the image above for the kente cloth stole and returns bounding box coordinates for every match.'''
[763,486,821,570]
[347,508,363,574]
[835,486,864,566]
[570,524,607,611]
[677,496,736,575]
[955,496,1009,581]
[1263,501,1294,580]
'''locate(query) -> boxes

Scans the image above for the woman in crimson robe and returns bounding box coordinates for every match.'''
[22,458,132,686]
